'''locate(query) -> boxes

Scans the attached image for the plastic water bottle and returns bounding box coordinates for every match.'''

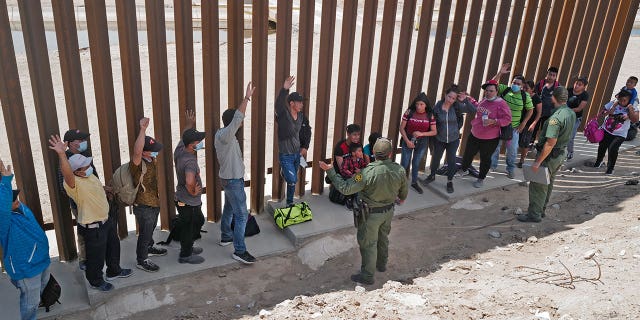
[482,112,489,126]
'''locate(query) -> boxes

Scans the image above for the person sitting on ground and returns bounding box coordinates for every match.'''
[333,124,362,171]
[399,92,437,194]
[340,143,370,179]
[460,80,512,188]
[422,84,477,194]
[593,90,640,174]
[130,117,167,273]
[363,132,381,162]
[565,76,590,161]
[49,135,132,292]
[517,80,543,168]
[1,160,51,320]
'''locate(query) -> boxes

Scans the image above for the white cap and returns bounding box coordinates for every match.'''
[68,154,93,171]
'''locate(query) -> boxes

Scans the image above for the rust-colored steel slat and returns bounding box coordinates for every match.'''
[500,0,525,69]
[84,0,127,238]
[115,0,144,157]
[353,0,379,131]
[441,0,468,88]
[310,0,337,195]
[52,0,88,132]
[558,0,587,86]
[548,0,576,76]
[370,0,398,134]
[272,0,293,202]
[567,0,598,84]
[485,0,511,83]
[295,0,315,197]
[600,1,640,116]
[578,0,609,79]
[251,0,268,213]
[387,0,418,156]
[425,0,452,104]
[0,0,44,226]
[332,0,358,149]
[585,1,620,91]
[228,0,244,148]
[533,0,565,82]
[524,0,551,81]
[145,0,175,229]
[17,0,77,259]
[457,0,483,90]
[175,0,195,131]
[584,1,634,123]
[202,0,222,221]
[408,0,435,99]
[512,0,540,76]
[459,1,498,155]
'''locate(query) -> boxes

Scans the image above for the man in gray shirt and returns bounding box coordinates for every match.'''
[275,76,312,205]
[174,111,206,264]
[214,82,257,265]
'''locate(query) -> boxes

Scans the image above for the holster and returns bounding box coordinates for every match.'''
[352,196,368,228]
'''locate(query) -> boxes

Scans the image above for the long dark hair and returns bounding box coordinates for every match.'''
[409,92,433,114]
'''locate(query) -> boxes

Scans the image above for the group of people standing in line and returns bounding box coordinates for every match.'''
[2,63,639,318]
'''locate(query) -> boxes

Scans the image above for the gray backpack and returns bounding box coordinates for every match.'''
[111,161,146,205]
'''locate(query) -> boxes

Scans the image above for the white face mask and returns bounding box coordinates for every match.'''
[486,96,497,101]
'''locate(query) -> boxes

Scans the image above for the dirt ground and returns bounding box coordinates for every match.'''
[59,147,640,320]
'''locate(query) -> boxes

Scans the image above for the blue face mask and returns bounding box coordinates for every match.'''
[84,167,94,177]
[78,141,88,152]
[150,151,159,158]
[511,84,521,92]
[194,141,205,151]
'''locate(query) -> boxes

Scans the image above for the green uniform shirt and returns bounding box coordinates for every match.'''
[327,159,408,208]
[539,104,576,149]
[498,84,533,127]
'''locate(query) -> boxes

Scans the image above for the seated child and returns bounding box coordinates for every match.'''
[363,132,381,162]
[340,143,370,178]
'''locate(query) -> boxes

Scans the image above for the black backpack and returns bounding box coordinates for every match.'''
[39,274,61,312]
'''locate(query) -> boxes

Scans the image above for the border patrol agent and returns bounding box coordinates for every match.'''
[518,86,575,222]
[319,138,408,285]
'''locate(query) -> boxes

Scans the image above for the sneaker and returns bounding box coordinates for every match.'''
[605,169,614,175]
[148,246,167,257]
[420,174,435,186]
[411,182,423,194]
[79,260,86,271]
[516,214,541,223]
[507,171,515,179]
[376,265,387,273]
[472,179,484,188]
[516,162,523,168]
[566,152,573,161]
[219,239,233,247]
[350,273,374,285]
[232,251,256,265]
[106,268,133,281]
[192,246,203,255]
[178,255,205,264]
[136,259,159,273]
[446,182,454,194]
[91,281,114,292]
[593,161,605,168]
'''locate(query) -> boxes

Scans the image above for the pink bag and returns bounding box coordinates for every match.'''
[584,118,604,143]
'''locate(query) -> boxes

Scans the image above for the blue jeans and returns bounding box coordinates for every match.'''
[279,153,300,205]
[221,179,248,254]
[400,138,428,183]
[491,127,520,174]
[11,267,50,320]
[567,117,582,154]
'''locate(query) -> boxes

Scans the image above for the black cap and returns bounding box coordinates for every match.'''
[143,136,163,152]
[63,129,90,142]
[182,128,206,146]
[12,189,20,202]
[287,92,304,103]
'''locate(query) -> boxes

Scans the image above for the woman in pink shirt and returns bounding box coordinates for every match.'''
[461,80,512,188]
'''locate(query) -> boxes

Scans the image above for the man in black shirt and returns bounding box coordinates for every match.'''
[566,76,590,160]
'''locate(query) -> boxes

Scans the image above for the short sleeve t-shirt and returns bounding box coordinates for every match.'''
[498,84,533,127]
[333,139,351,170]
[603,101,639,138]
[567,88,590,118]
[402,109,434,136]
[130,159,160,207]
[174,141,202,206]
[63,175,109,224]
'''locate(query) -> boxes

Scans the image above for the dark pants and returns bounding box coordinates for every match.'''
[596,130,626,171]
[430,139,460,181]
[133,205,160,263]
[175,203,205,258]
[461,134,499,179]
[78,216,121,287]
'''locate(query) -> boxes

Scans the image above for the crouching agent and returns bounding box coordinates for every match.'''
[318,138,408,285]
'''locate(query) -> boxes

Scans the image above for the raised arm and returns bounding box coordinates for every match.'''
[182,109,196,136]
[275,76,295,116]
[493,63,510,82]
[132,117,150,166]
[49,134,75,189]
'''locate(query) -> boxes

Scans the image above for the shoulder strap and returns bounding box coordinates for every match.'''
[521,91,527,106]
[138,161,147,192]
[501,87,512,98]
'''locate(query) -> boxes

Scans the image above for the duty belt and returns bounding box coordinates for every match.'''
[368,203,394,214]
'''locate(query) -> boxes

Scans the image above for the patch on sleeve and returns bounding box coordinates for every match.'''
[549,118,559,126]
[354,173,363,182]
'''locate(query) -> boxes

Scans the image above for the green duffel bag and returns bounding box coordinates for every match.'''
[274,202,313,229]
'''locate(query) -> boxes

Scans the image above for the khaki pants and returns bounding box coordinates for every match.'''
[527,150,565,219]
[356,208,393,282]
